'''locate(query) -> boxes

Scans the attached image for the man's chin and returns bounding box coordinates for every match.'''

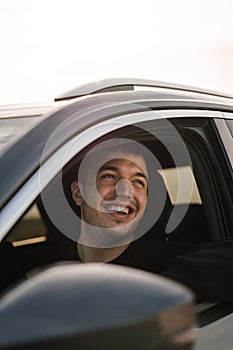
[78,217,141,248]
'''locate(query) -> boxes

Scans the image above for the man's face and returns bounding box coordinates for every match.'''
[71,153,148,231]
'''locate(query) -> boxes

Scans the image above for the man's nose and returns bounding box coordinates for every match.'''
[115,179,133,199]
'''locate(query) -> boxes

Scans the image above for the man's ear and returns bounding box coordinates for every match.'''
[71,181,83,206]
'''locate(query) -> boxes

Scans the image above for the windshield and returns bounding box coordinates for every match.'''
[0,116,44,154]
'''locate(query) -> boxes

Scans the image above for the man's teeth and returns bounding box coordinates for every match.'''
[106,205,129,214]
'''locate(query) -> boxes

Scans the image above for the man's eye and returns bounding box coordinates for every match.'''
[133,179,146,187]
[100,173,116,179]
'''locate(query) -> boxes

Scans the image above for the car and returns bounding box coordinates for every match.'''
[0,78,232,349]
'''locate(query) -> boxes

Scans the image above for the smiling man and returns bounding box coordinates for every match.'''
[71,145,149,263]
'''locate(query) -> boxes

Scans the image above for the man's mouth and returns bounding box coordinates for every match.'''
[103,204,133,216]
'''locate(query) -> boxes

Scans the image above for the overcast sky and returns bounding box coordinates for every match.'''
[0,0,233,105]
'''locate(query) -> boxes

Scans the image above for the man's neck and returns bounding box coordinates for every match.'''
[77,243,130,263]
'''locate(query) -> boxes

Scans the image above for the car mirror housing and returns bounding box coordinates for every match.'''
[0,263,197,350]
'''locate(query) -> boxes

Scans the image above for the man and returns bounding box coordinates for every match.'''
[70,140,233,303]
[70,140,150,263]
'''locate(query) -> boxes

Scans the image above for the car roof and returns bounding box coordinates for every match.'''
[54,78,233,102]
[1,79,233,157]
[1,79,233,208]
[1,78,233,117]
[1,82,232,153]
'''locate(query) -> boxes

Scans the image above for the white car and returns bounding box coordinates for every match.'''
[0,79,232,349]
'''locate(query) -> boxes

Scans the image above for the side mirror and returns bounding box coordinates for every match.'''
[0,264,197,349]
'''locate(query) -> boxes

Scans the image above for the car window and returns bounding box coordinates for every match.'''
[0,120,213,295]
[5,204,47,247]
[158,165,202,205]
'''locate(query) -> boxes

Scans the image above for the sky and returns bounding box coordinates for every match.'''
[0,0,233,105]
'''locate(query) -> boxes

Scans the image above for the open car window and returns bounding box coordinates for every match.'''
[0,118,215,298]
